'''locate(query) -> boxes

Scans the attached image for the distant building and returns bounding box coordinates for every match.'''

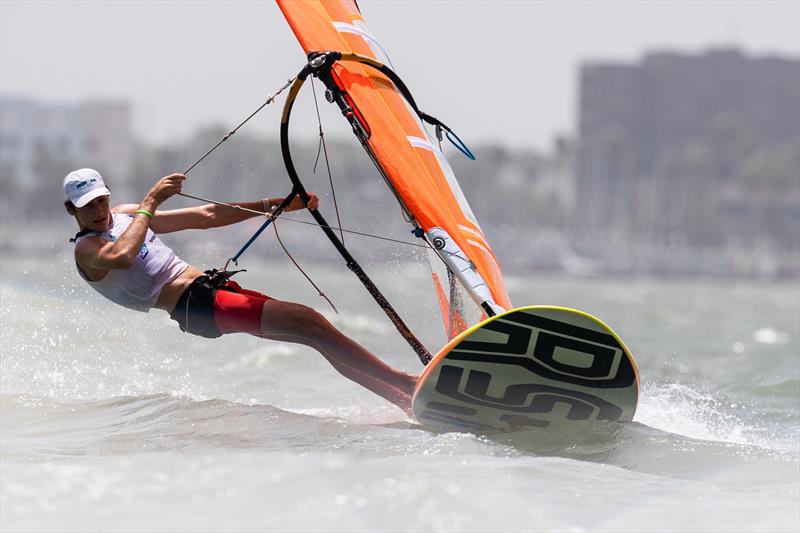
[537,136,576,218]
[0,96,133,198]
[575,49,800,250]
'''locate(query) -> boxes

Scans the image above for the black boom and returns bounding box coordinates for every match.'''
[278,51,436,365]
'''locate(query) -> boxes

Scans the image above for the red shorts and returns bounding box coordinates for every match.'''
[213,281,271,335]
[170,278,271,338]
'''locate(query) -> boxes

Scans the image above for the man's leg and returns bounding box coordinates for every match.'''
[258,299,418,412]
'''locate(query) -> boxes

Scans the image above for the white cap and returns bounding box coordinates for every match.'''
[63,168,110,207]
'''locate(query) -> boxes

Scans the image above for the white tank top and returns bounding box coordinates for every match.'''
[74,213,189,312]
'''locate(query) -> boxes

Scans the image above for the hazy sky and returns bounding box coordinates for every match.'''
[2,1,799,151]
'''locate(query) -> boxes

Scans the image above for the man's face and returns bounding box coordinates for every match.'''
[72,195,111,231]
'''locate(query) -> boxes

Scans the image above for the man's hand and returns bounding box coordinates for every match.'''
[285,193,319,212]
[142,173,186,211]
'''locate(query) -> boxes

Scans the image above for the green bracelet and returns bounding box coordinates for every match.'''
[135,208,154,218]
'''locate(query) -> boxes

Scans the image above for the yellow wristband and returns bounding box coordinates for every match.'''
[135,208,154,218]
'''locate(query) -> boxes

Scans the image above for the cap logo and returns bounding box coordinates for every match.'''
[75,177,97,190]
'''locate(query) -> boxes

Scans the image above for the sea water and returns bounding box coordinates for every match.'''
[1,249,798,532]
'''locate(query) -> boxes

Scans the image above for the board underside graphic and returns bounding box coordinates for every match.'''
[412,306,639,433]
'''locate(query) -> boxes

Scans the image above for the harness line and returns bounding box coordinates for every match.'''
[270,218,338,314]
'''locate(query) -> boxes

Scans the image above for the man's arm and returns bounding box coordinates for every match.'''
[75,217,150,272]
[131,195,319,234]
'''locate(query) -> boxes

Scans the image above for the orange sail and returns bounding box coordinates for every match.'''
[278,0,512,335]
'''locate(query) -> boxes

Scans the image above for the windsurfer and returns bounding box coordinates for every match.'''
[63,168,417,413]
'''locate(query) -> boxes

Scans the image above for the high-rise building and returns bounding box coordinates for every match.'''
[575,49,800,249]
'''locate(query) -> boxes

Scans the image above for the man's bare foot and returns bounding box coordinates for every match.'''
[400,373,419,397]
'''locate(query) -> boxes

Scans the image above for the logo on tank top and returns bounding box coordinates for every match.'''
[107,232,149,259]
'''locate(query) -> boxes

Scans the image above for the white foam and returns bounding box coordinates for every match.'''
[752,327,790,345]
